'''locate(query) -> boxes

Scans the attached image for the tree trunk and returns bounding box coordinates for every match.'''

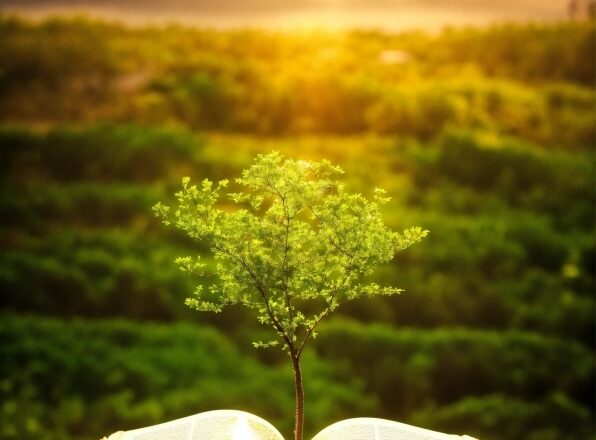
[292,354,304,440]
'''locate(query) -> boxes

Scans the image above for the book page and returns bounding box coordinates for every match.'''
[117,414,194,440]
[311,418,478,440]
[109,410,284,440]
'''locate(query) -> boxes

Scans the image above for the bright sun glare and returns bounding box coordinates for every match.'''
[233,415,254,440]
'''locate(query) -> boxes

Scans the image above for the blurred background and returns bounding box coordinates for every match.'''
[0,1,594,439]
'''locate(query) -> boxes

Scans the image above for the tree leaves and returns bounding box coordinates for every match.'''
[154,152,428,356]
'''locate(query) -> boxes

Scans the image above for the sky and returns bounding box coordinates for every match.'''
[0,0,575,30]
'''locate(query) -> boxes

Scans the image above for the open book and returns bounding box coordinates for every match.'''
[101,410,478,440]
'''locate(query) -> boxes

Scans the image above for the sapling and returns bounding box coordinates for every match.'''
[153,152,428,440]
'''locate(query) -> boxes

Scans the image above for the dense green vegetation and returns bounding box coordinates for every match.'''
[0,16,594,440]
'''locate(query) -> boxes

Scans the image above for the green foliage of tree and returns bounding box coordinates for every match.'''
[153,152,428,439]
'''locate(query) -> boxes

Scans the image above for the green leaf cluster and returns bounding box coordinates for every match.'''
[154,152,427,354]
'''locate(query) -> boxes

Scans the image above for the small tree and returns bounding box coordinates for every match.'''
[153,152,428,440]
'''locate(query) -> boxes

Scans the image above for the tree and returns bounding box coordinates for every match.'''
[153,152,428,440]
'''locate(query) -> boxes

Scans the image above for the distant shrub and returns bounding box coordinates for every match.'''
[410,393,592,440]
[0,230,196,319]
[0,125,202,183]
[314,320,594,422]
[0,315,374,440]
[0,184,163,232]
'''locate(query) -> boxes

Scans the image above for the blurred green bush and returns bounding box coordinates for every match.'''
[0,315,375,440]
